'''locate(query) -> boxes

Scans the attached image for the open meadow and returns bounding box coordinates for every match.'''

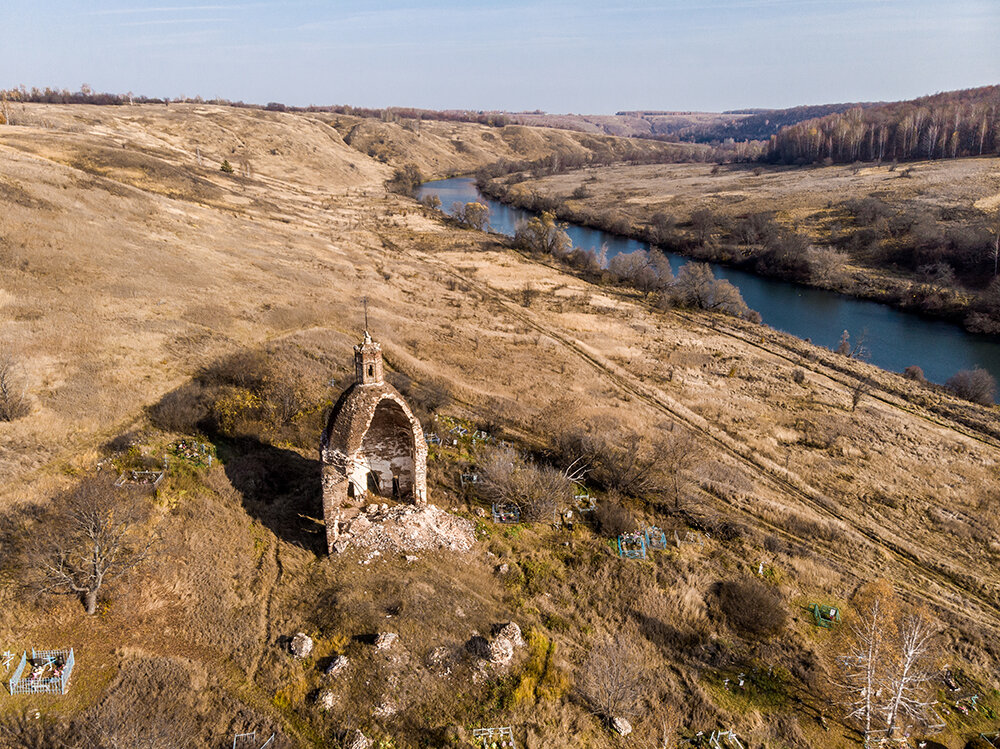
[0,104,999,748]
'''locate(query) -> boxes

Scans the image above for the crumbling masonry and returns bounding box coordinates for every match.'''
[320,332,427,553]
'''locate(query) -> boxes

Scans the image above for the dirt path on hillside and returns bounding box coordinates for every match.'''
[412,247,1000,634]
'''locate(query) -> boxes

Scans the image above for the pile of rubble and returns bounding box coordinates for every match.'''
[332,503,475,555]
[466,622,525,669]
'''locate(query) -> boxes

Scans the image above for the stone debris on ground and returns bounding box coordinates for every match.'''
[316,689,337,711]
[346,729,370,749]
[612,717,632,737]
[325,655,349,677]
[334,503,475,555]
[492,622,525,648]
[465,621,524,668]
[425,645,456,676]
[289,632,313,659]
[375,632,398,651]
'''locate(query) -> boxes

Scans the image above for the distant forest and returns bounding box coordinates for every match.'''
[765,86,1000,164]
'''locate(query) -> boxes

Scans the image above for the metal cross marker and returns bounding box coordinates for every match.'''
[1,651,13,670]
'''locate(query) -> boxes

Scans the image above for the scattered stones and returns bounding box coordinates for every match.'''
[496,562,509,575]
[375,632,398,651]
[346,729,370,749]
[316,689,337,711]
[405,555,418,563]
[325,655,349,677]
[289,632,314,659]
[612,717,632,737]
[333,538,351,554]
[488,637,515,667]
[426,645,455,675]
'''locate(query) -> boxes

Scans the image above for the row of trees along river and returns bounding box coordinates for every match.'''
[417,177,1000,402]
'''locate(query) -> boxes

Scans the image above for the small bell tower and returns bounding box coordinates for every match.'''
[354,331,384,386]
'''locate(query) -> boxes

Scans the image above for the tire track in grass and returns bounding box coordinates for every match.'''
[414,250,1000,631]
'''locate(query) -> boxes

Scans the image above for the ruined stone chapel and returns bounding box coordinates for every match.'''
[319,332,428,553]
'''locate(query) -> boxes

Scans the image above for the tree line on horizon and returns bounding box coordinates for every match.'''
[5,83,1000,169]
[765,85,1000,164]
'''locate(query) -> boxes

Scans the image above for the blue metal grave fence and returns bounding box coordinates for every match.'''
[8,648,74,695]
[617,531,647,560]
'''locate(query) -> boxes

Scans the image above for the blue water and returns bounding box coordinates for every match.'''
[418,177,1000,394]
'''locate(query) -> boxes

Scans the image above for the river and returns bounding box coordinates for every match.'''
[417,177,1000,395]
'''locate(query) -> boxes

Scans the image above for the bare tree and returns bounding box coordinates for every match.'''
[577,634,646,721]
[836,581,898,739]
[987,213,1000,278]
[883,613,937,737]
[452,201,490,231]
[30,475,154,614]
[660,427,699,510]
[420,193,441,211]
[0,352,30,421]
[669,262,752,319]
[850,376,873,412]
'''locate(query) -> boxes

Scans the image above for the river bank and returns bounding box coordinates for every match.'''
[418,177,1000,396]
[475,159,1000,335]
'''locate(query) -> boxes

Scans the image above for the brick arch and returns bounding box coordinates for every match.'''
[354,396,419,501]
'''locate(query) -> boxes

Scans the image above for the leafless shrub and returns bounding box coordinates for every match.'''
[665,262,754,319]
[148,383,208,432]
[0,352,30,421]
[477,446,575,522]
[903,365,926,383]
[385,164,422,196]
[520,282,539,307]
[577,634,647,720]
[805,246,850,287]
[556,426,666,498]
[792,368,806,385]
[716,578,787,637]
[593,496,638,537]
[946,367,996,405]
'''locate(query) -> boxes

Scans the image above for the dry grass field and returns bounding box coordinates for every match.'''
[495,158,1000,241]
[0,104,999,748]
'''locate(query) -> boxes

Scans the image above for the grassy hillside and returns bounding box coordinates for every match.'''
[0,104,999,748]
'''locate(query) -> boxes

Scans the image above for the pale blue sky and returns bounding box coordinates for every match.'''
[1,1,997,112]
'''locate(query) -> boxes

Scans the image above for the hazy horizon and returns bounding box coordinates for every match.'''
[2,0,998,114]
